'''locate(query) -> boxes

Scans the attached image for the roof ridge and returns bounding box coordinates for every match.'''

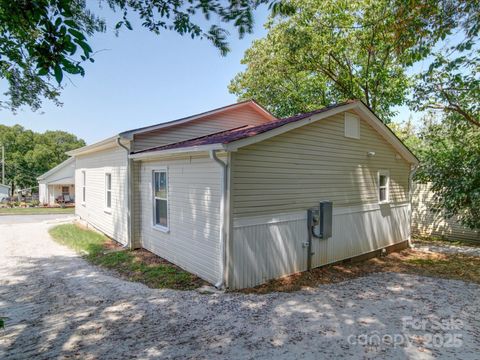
[120,100,275,139]
[131,101,355,155]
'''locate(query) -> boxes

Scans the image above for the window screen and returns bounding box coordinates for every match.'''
[153,170,168,228]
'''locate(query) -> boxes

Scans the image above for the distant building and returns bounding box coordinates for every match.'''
[37,158,75,206]
[0,183,10,201]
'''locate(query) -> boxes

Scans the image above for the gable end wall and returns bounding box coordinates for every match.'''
[133,106,272,152]
[227,111,412,289]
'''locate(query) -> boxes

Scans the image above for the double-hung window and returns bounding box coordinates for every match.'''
[81,171,86,204]
[153,169,168,230]
[105,173,112,210]
[378,170,390,203]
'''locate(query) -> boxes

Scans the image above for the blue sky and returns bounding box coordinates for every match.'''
[1,4,416,145]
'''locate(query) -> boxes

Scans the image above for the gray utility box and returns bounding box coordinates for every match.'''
[319,201,333,239]
[307,201,333,240]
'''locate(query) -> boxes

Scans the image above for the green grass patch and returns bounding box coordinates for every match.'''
[49,223,205,290]
[49,223,106,255]
[0,207,74,215]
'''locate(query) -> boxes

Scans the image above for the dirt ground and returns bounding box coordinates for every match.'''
[1,219,479,359]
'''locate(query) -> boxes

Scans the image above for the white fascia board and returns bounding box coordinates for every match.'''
[249,102,277,121]
[37,157,75,180]
[224,101,418,164]
[66,136,120,157]
[224,102,358,151]
[129,143,225,160]
[354,103,419,164]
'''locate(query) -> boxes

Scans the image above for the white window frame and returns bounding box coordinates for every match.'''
[81,170,86,205]
[152,168,169,232]
[105,172,112,213]
[378,170,390,204]
[344,112,360,139]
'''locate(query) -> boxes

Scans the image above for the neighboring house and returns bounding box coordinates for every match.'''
[38,157,75,206]
[0,183,10,201]
[67,100,418,289]
[412,182,480,242]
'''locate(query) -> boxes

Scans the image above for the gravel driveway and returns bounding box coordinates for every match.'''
[0,214,75,225]
[1,220,479,359]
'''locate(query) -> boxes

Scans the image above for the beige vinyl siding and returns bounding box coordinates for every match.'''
[231,112,411,217]
[229,203,410,289]
[133,106,271,151]
[412,182,480,242]
[137,155,223,284]
[75,145,128,245]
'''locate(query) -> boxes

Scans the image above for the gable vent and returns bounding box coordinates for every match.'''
[344,113,360,139]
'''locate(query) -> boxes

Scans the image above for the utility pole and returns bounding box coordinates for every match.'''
[1,144,4,185]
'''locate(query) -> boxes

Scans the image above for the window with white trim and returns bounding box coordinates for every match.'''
[378,170,390,203]
[81,171,86,203]
[153,170,168,229]
[105,173,112,210]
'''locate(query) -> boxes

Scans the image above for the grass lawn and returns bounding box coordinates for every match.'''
[0,207,75,215]
[49,223,205,290]
[243,249,480,294]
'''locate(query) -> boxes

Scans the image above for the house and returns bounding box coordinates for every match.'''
[67,100,418,289]
[0,183,10,201]
[38,157,75,206]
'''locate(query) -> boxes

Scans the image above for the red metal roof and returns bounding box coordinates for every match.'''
[132,101,356,155]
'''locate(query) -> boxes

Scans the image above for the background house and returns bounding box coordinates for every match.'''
[67,100,418,289]
[38,157,75,206]
[0,183,10,201]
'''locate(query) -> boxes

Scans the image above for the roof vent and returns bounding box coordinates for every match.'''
[344,113,360,139]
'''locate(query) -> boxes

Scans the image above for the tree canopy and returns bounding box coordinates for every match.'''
[416,114,480,230]
[229,0,477,121]
[229,0,480,229]
[410,1,480,128]
[0,0,268,111]
[0,124,85,194]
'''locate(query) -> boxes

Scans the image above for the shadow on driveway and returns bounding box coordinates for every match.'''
[1,222,479,359]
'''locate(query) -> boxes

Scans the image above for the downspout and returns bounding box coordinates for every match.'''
[210,149,228,289]
[408,164,419,248]
[117,137,133,249]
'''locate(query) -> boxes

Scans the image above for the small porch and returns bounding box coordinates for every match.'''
[39,183,75,206]
[37,158,76,206]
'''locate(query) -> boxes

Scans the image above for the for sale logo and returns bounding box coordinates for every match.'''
[346,317,464,349]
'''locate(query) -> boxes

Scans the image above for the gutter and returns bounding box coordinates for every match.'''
[117,137,134,249]
[209,150,228,289]
[129,144,224,160]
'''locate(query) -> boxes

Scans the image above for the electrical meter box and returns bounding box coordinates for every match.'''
[307,201,333,239]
